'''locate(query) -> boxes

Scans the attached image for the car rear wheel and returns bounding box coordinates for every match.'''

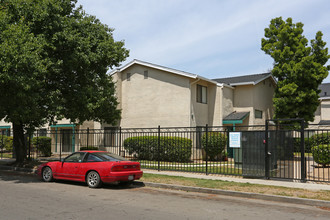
[42,167,53,182]
[86,171,102,188]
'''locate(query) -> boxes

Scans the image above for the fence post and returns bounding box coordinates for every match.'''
[29,131,34,160]
[119,127,122,156]
[158,125,160,172]
[87,128,89,150]
[55,127,58,153]
[300,120,306,182]
[60,129,62,161]
[1,133,3,159]
[265,120,270,179]
[205,124,208,175]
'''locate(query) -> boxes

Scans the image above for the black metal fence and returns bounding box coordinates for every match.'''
[0,122,329,183]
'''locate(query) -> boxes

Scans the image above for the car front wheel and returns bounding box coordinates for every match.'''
[42,167,53,182]
[86,171,102,188]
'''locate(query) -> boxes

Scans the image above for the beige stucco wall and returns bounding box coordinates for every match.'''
[209,85,222,126]
[0,119,11,127]
[232,78,275,126]
[313,105,321,124]
[320,100,330,121]
[191,81,209,126]
[181,80,222,127]
[251,78,275,125]
[117,65,192,128]
[112,72,122,111]
[221,86,234,118]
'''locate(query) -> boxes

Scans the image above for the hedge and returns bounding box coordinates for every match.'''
[311,145,330,166]
[124,136,192,162]
[293,132,330,153]
[309,133,330,146]
[0,135,13,152]
[201,132,227,161]
[32,136,51,157]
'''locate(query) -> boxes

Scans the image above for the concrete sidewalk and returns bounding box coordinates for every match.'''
[143,170,330,191]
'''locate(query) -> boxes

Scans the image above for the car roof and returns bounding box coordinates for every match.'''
[79,150,108,153]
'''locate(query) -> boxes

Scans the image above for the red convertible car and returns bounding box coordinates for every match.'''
[37,150,143,188]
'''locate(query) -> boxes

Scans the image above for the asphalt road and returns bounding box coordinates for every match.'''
[0,170,329,220]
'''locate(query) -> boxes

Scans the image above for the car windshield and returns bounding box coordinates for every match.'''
[92,152,127,162]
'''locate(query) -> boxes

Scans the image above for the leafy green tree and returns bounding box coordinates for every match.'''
[261,17,330,122]
[0,0,129,163]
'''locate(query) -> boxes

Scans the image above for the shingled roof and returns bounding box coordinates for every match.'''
[319,83,330,99]
[213,73,273,86]
[223,112,250,121]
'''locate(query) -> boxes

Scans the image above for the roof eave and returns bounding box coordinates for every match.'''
[319,97,330,100]
[229,82,255,86]
[110,59,198,79]
[254,74,277,85]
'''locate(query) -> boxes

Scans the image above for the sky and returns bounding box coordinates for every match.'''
[77,0,330,82]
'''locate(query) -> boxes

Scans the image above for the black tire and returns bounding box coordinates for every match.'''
[86,171,102,188]
[42,167,53,182]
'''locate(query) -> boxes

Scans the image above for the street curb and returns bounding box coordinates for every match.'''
[1,165,329,208]
[139,181,330,208]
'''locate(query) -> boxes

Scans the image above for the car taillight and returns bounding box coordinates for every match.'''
[111,164,140,172]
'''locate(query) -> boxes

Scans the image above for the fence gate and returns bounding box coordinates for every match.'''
[241,119,305,181]
[241,131,267,178]
[265,119,305,181]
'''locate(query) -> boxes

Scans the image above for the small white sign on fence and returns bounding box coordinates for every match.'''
[229,132,241,148]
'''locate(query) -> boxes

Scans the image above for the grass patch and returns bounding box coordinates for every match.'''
[294,152,313,157]
[143,165,242,175]
[140,173,330,201]
[139,160,241,175]
[137,160,233,165]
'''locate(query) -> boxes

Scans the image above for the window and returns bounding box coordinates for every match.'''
[127,72,131,81]
[0,129,10,136]
[86,154,103,162]
[197,85,207,104]
[144,70,148,79]
[255,109,263,119]
[93,152,127,161]
[64,152,86,162]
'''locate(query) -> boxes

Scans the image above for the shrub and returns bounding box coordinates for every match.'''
[80,146,99,151]
[32,136,52,157]
[311,145,330,166]
[124,136,192,162]
[0,135,13,152]
[201,132,227,161]
[309,133,330,147]
[293,137,312,153]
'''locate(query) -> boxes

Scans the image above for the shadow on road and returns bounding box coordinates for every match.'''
[54,178,145,190]
[0,170,39,184]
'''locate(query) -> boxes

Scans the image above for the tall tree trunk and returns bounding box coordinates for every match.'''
[13,121,26,163]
